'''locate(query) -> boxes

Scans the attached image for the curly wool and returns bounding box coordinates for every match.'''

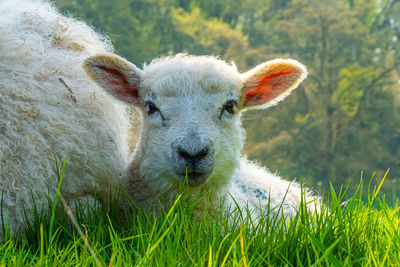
[0,0,131,234]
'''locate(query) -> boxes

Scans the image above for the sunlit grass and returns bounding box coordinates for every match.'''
[0,173,399,266]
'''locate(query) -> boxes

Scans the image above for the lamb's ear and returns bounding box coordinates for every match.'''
[239,59,307,110]
[83,53,143,104]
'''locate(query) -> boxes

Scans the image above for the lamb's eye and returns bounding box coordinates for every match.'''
[224,100,237,114]
[219,100,238,119]
[145,101,165,120]
[146,101,158,115]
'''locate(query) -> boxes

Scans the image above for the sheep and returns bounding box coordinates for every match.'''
[0,0,129,236]
[0,0,318,236]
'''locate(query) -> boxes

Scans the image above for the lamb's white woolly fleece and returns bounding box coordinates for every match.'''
[0,0,319,236]
[0,0,130,235]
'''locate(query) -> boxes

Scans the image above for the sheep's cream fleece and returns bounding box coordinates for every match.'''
[0,0,130,235]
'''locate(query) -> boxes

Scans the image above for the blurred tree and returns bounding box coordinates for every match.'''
[170,7,251,68]
[243,0,400,189]
[57,0,180,65]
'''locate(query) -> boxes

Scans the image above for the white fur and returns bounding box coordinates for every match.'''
[0,0,318,236]
[0,0,130,235]
[119,55,318,220]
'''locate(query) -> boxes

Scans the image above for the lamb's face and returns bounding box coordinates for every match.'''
[83,54,307,192]
[138,60,243,187]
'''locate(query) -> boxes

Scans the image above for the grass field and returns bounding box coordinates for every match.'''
[1,172,399,266]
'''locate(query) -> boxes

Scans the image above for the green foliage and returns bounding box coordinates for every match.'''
[330,64,372,149]
[171,7,250,67]
[2,177,400,265]
[55,0,400,197]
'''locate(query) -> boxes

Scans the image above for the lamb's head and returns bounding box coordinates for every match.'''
[83,54,307,192]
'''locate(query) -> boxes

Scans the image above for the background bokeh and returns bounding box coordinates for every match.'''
[56,0,400,204]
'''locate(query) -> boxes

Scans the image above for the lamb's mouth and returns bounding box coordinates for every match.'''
[175,171,211,186]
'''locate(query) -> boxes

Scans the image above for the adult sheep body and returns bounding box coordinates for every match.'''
[0,0,318,236]
[0,0,129,234]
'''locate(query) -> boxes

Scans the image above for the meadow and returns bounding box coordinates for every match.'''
[1,1,399,265]
[1,169,399,266]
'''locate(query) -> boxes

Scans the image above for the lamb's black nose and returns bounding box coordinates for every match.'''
[178,147,209,163]
[171,134,215,185]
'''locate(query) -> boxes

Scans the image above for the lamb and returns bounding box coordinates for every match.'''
[83,54,317,219]
[0,0,318,236]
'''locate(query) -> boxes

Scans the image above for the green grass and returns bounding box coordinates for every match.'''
[1,173,399,266]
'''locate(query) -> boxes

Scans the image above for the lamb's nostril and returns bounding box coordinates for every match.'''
[196,148,209,160]
[178,148,191,160]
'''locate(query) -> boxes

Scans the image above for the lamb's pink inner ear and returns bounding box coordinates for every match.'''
[243,65,302,106]
[97,65,139,102]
